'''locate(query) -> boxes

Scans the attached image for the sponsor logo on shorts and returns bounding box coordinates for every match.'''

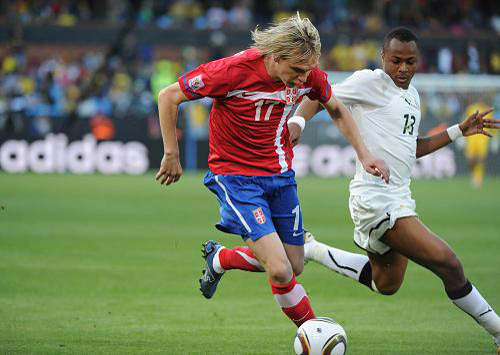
[293,231,304,237]
[252,207,266,224]
[188,75,205,91]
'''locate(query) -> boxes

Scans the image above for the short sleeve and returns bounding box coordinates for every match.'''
[332,70,386,107]
[178,58,232,100]
[306,68,332,104]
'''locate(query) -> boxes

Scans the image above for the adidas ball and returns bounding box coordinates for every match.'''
[294,317,347,355]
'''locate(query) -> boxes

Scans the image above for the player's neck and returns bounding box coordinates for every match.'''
[382,70,411,90]
[263,55,281,82]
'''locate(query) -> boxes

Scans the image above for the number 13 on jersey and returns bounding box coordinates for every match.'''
[403,114,416,135]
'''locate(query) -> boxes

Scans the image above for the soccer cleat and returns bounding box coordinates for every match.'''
[304,229,315,243]
[199,240,224,299]
[303,229,317,264]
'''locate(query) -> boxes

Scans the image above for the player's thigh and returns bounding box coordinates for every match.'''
[283,243,305,275]
[382,216,456,269]
[245,232,292,275]
[270,182,304,247]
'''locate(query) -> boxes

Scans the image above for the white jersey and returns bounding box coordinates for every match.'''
[333,69,421,197]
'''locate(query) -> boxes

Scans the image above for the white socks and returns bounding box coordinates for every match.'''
[211,246,225,274]
[305,238,500,346]
[305,238,372,285]
[448,281,500,345]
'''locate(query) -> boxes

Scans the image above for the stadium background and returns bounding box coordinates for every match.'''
[1,0,500,177]
[1,1,499,354]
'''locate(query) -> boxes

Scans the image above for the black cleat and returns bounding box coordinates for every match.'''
[199,240,225,299]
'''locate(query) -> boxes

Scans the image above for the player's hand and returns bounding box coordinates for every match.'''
[459,108,499,137]
[155,152,183,186]
[360,155,390,184]
[288,122,302,147]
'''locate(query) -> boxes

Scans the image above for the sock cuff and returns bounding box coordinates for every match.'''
[358,261,373,288]
[212,246,226,273]
[446,280,473,300]
[217,247,228,268]
[269,274,297,294]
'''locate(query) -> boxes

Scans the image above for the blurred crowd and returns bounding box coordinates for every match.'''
[2,0,500,34]
[2,42,499,139]
[0,44,162,136]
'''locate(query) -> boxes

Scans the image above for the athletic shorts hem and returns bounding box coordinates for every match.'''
[350,193,418,255]
[353,240,392,256]
[215,223,277,242]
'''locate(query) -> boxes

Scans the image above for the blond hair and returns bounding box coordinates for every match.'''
[251,12,321,63]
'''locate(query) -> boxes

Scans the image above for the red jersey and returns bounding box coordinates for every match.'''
[178,48,332,175]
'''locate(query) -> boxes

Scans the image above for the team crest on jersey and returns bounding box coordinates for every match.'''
[252,207,266,224]
[188,75,205,91]
[285,87,298,105]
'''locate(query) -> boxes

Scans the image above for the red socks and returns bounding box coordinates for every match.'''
[218,247,263,272]
[218,247,314,327]
[270,275,315,327]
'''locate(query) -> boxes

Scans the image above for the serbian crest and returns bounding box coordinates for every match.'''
[188,75,205,91]
[285,87,298,105]
[252,207,266,224]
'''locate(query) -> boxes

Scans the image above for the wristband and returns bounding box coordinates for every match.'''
[446,124,463,141]
[287,116,306,132]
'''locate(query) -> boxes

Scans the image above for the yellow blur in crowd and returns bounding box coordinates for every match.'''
[464,101,498,187]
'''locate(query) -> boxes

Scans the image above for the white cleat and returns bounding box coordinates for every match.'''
[303,230,318,264]
[304,230,315,243]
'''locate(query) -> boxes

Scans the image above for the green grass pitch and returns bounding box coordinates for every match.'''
[0,173,499,354]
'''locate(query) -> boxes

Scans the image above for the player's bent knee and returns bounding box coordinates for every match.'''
[445,253,463,272]
[441,254,465,280]
[267,261,293,284]
[374,277,403,295]
[377,282,401,295]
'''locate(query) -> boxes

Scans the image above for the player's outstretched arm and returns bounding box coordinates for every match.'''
[155,82,189,186]
[287,97,323,146]
[295,96,324,119]
[323,94,390,183]
[416,108,499,158]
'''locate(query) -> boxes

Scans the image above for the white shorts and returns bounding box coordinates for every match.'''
[349,193,417,255]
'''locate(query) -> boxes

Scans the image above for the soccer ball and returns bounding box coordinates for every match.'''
[294,317,347,355]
